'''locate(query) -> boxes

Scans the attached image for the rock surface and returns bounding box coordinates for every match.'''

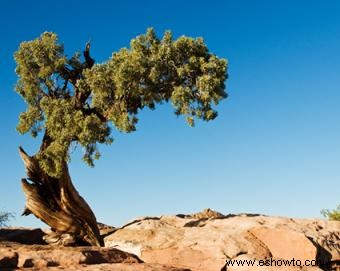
[0,242,141,268]
[0,250,18,269]
[1,210,339,271]
[0,227,46,244]
[21,263,191,271]
[249,227,317,262]
[105,210,340,271]
[0,242,188,270]
[222,254,326,271]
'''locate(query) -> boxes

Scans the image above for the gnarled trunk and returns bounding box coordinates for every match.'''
[19,146,103,246]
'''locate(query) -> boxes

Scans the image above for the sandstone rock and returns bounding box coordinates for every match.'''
[105,210,340,271]
[0,227,46,244]
[0,242,189,271]
[105,214,271,271]
[249,227,317,262]
[142,246,219,271]
[223,254,325,271]
[0,242,141,269]
[0,250,18,268]
[29,263,191,271]
[1,211,339,271]
[316,230,340,260]
[98,222,117,238]
[179,208,226,219]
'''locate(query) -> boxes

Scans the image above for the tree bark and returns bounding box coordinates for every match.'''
[18,146,103,247]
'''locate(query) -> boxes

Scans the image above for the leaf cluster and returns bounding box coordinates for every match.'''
[321,204,340,221]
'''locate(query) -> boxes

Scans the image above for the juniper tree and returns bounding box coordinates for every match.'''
[15,29,228,246]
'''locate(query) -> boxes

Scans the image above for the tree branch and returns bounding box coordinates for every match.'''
[81,108,107,122]
[83,41,95,69]
[61,79,69,93]
[59,66,79,86]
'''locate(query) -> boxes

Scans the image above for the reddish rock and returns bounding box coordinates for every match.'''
[0,242,141,269]
[29,263,191,271]
[224,254,324,271]
[249,227,317,262]
[142,247,207,271]
[0,242,189,270]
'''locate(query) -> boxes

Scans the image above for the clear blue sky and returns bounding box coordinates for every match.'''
[0,0,339,228]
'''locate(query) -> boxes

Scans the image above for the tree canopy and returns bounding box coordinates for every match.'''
[15,29,228,178]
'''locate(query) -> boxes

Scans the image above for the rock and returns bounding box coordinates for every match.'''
[0,211,339,271]
[79,247,143,264]
[141,246,217,271]
[249,227,317,262]
[29,263,191,271]
[223,254,325,271]
[0,251,18,268]
[105,210,340,271]
[316,230,340,260]
[105,214,270,271]
[0,242,189,270]
[180,208,226,219]
[0,242,142,269]
[0,227,46,244]
[98,222,117,238]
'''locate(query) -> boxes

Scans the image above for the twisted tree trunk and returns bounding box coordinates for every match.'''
[19,146,103,246]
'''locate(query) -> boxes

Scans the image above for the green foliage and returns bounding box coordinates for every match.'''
[0,211,14,227]
[15,29,228,177]
[321,205,340,221]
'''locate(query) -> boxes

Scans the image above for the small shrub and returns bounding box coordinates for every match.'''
[321,205,340,221]
[0,211,14,227]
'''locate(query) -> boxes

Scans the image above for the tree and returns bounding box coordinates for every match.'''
[321,205,340,221]
[15,29,228,246]
[0,211,14,227]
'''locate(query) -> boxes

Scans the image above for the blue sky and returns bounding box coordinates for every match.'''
[0,0,339,228]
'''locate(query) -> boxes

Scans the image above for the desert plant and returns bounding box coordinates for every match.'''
[0,211,14,227]
[321,205,340,221]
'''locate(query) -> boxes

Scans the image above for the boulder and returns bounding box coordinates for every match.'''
[249,227,317,262]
